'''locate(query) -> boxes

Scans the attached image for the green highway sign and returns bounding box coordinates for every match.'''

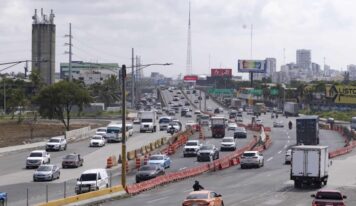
[208,88,234,95]
[270,88,279,96]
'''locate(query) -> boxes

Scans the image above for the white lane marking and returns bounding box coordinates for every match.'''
[284,145,288,149]
[147,196,169,203]
[288,136,290,139]
[267,157,273,161]
[179,167,187,171]
[278,150,282,154]
[287,140,290,143]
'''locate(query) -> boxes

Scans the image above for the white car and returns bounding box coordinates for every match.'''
[220,137,236,151]
[183,140,202,157]
[95,127,107,136]
[240,151,264,169]
[90,135,106,147]
[227,123,238,131]
[285,149,292,164]
[256,119,263,125]
[194,110,201,115]
[206,107,213,112]
[26,150,51,169]
[46,137,67,151]
[273,121,284,128]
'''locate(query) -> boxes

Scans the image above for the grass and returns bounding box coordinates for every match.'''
[300,109,356,122]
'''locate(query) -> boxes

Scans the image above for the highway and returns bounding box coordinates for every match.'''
[102,89,348,206]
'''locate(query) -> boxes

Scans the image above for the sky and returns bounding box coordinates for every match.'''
[0,0,356,79]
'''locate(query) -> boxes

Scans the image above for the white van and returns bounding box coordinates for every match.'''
[105,124,129,143]
[126,123,134,136]
[75,169,109,194]
[159,116,172,131]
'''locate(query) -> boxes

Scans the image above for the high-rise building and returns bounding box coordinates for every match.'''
[31,9,56,84]
[296,49,311,71]
[254,58,276,81]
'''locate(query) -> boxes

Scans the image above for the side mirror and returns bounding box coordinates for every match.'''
[311,194,316,198]
[216,194,222,197]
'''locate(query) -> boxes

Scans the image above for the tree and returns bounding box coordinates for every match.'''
[88,75,120,107]
[36,81,92,131]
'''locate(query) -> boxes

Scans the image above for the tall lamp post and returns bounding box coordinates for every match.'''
[120,62,172,188]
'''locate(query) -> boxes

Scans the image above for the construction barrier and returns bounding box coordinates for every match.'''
[135,158,141,169]
[106,156,114,169]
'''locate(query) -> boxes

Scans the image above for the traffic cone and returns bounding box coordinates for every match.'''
[106,156,113,168]
[144,154,149,165]
[118,154,122,164]
[135,158,141,169]
[125,161,129,173]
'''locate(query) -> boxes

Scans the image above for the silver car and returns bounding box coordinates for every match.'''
[33,165,60,182]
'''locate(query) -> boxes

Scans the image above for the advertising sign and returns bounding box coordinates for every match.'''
[183,75,198,82]
[211,68,232,77]
[327,85,356,104]
[238,60,266,73]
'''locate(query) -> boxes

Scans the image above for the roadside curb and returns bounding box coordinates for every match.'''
[65,191,128,206]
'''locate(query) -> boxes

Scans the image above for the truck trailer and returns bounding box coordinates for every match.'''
[296,116,319,145]
[284,102,299,117]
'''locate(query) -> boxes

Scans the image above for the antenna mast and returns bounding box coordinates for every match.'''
[186,1,192,75]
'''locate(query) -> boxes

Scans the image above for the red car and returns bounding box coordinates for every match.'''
[311,189,347,206]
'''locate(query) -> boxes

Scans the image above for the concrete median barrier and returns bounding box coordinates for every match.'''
[37,185,125,206]
[127,150,136,160]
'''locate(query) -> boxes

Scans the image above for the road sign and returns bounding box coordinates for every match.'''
[270,88,279,96]
[207,89,234,95]
[238,60,266,73]
[328,85,356,104]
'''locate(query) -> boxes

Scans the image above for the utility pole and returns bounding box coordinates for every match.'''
[65,23,73,81]
[3,78,5,114]
[121,64,127,187]
[135,55,139,103]
[131,48,135,108]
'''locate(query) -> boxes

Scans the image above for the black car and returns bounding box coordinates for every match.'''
[214,108,220,114]
[136,165,165,183]
[234,127,247,139]
[62,153,84,168]
[197,145,219,162]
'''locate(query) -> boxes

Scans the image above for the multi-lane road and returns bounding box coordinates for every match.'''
[102,89,350,206]
[0,88,350,206]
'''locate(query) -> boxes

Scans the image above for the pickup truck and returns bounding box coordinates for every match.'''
[183,140,202,157]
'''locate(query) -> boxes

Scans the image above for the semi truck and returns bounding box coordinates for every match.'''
[290,145,329,188]
[211,116,225,138]
[284,102,299,117]
[139,111,158,133]
[296,116,319,145]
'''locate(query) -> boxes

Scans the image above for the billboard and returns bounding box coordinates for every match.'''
[211,68,232,77]
[183,75,198,82]
[327,85,356,104]
[238,60,266,73]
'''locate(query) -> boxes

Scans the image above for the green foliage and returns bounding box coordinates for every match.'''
[36,80,92,131]
[88,75,121,107]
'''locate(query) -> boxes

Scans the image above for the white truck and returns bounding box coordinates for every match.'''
[290,145,329,188]
[284,102,299,117]
[140,111,158,133]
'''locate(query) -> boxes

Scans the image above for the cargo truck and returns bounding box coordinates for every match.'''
[139,111,158,133]
[290,145,329,188]
[296,116,319,145]
[284,102,299,116]
[253,103,266,116]
[211,116,225,138]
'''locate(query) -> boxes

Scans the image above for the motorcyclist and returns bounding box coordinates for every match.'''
[288,121,293,130]
[168,124,175,135]
[193,180,204,191]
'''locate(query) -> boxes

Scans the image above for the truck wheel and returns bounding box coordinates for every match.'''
[294,181,301,188]
[316,181,322,188]
[323,180,327,185]
[64,145,67,150]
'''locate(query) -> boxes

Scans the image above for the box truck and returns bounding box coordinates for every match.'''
[284,102,299,117]
[296,116,319,145]
[291,145,329,188]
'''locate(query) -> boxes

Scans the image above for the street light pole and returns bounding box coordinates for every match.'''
[121,65,127,188]
[131,48,135,108]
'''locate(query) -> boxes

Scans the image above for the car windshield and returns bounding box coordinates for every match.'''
[49,139,60,143]
[140,166,156,171]
[186,142,198,146]
[200,145,213,150]
[159,118,170,123]
[186,193,209,199]
[243,152,257,157]
[30,152,42,157]
[141,119,152,123]
[63,155,77,160]
[97,129,106,132]
[223,139,234,142]
[37,165,52,171]
[80,173,97,181]
[150,156,164,160]
[92,136,102,140]
[316,192,342,200]
[107,127,121,133]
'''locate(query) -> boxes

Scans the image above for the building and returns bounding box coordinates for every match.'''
[311,62,321,77]
[347,64,356,81]
[31,9,56,85]
[60,61,118,81]
[296,49,311,71]
[253,58,277,81]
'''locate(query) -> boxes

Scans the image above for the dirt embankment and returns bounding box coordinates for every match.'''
[0,120,105,148]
